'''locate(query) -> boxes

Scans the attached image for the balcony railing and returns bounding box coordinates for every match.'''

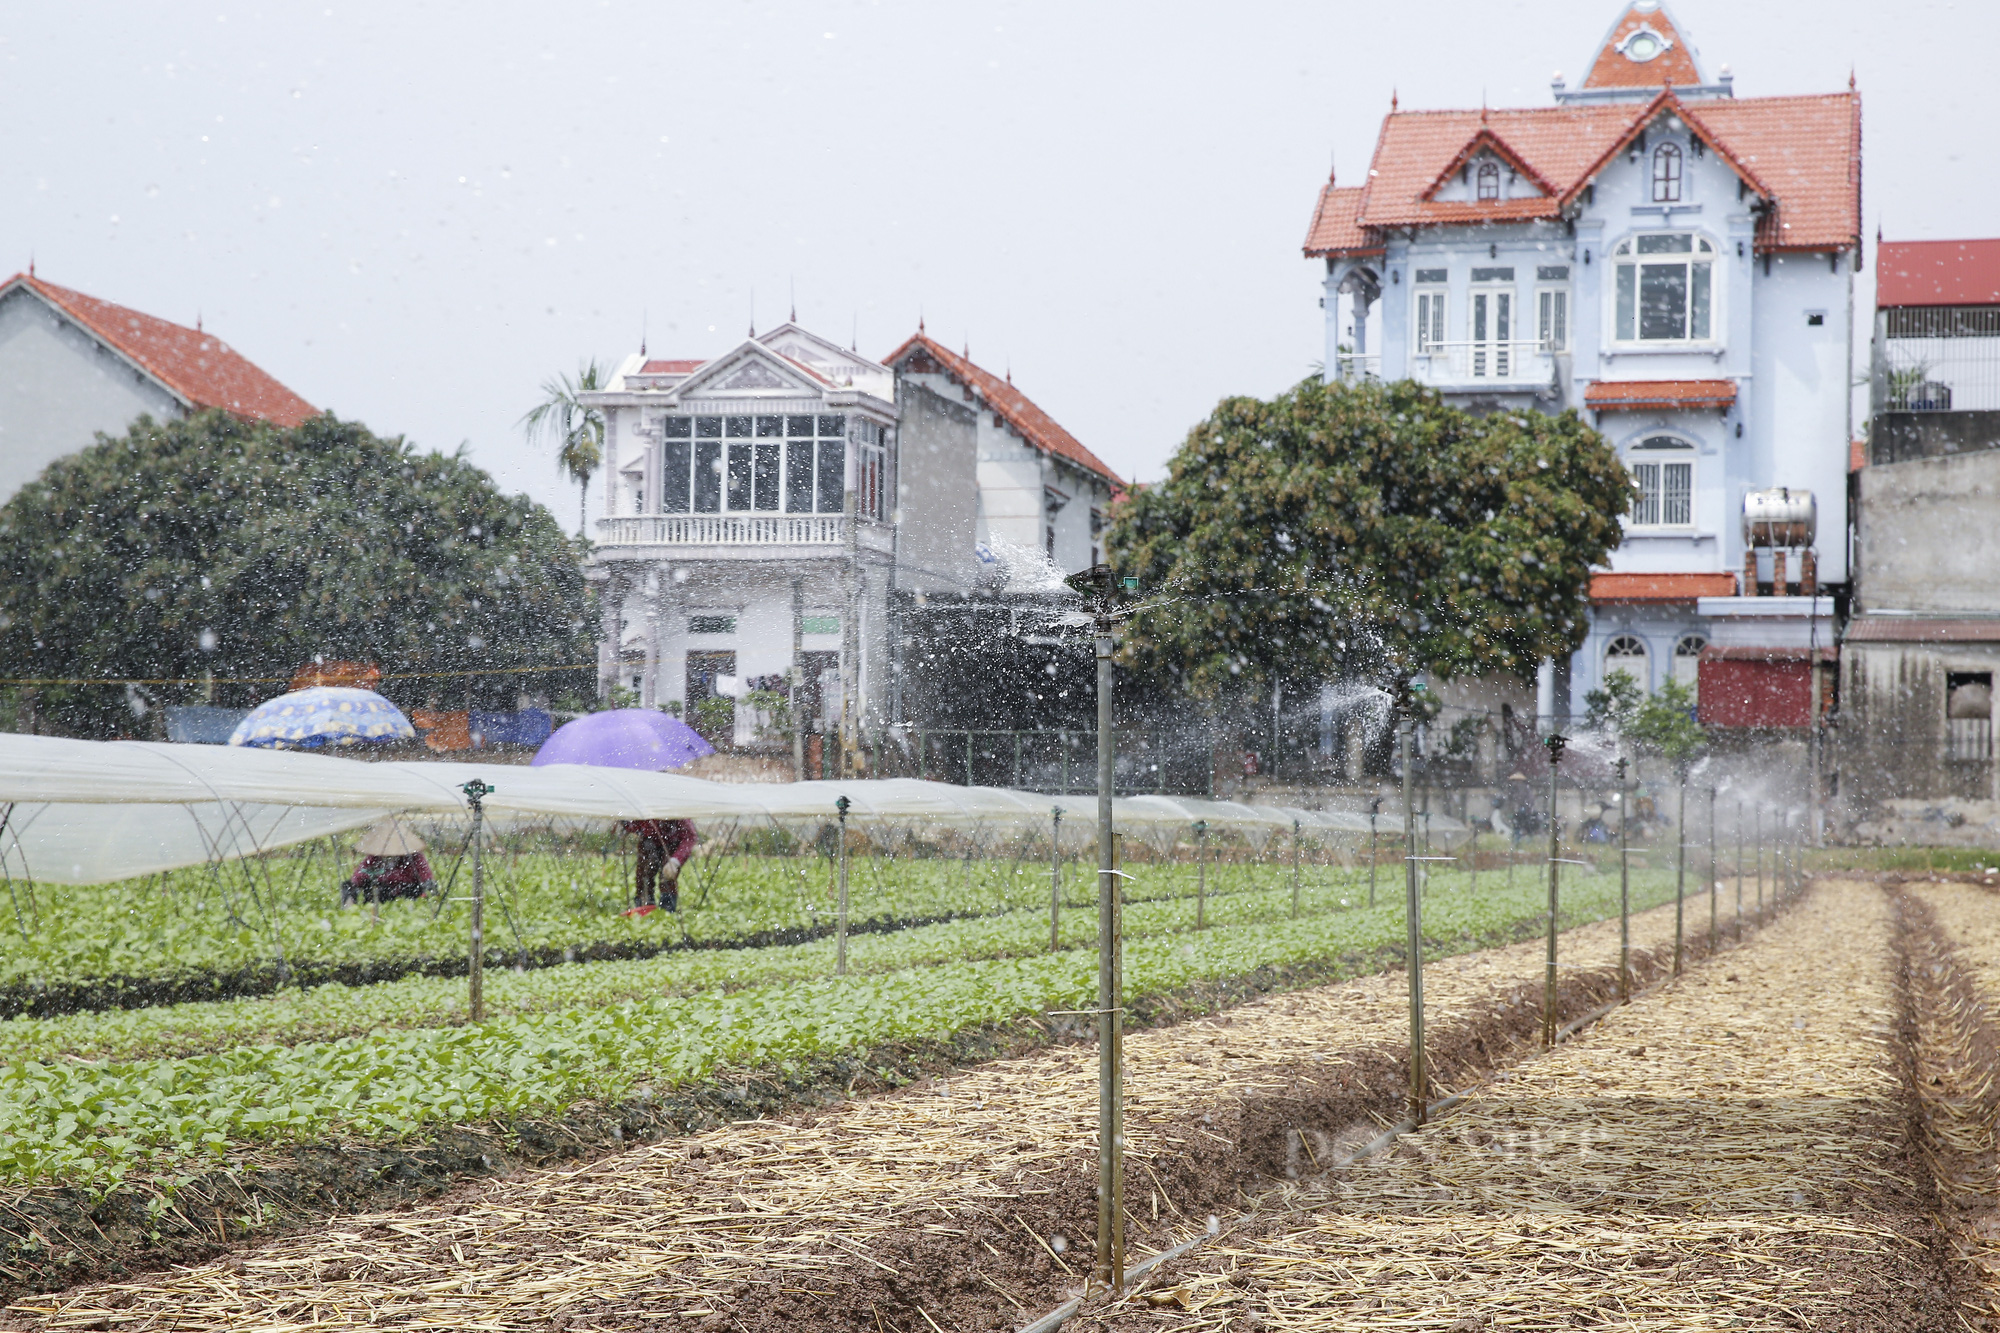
[1414,339,1553,383]
[596,513,851,547]
[1329,350,1381,381]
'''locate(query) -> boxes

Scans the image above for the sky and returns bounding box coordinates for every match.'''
[3,0,1995,527]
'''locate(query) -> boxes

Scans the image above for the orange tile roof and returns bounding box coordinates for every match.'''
[1302,185,1375,258]
[2,274,316,427]
[882,333,1121,489]
[1876,239,2000,308]
[1583,378,1738,411]
[1581,3,1704,90]
[639,359,704,375]
[1304,88,1860,259]
[1591,572,1738,603]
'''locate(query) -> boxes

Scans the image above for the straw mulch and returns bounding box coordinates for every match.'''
[1906,883,2000,1326]
[1087,879,1950,1331]
[4,895,1719,1332]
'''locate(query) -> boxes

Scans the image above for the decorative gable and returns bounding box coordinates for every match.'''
[675,342,826,399]
[1581,1,1704,90]
[1424,130,1555,204]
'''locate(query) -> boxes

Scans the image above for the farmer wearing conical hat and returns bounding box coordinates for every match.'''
[341,819,437,906]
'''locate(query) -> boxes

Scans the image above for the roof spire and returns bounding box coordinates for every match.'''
[640,308,648,357]
[748,285,755,338]
[1327,149,1336,185]
[918,307,926,335]
[789,274,796,324]
[196,310,202,333]
[25,255,32,278]
[1849,67,1857,91]
[1390,87,1398,112]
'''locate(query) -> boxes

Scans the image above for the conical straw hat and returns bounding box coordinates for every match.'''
[355,818,426,857]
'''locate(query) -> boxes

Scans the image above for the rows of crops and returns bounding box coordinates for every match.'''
[0,850,1698,1190]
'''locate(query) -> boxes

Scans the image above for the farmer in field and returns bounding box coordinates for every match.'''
[623,818,697,912]
[341,819,437,906]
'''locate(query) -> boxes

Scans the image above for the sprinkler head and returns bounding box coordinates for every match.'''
[1544,734,1568,766]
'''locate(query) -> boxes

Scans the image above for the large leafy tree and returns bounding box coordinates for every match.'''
[0,410,593,735]
[520,360,607,540]
[1110,377,1627,701]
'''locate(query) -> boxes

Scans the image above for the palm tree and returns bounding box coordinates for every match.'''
[520,360,608,539]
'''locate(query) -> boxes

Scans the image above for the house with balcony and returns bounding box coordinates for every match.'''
[1840,238,2000,829]
[1305,0,1855,741]
[581,322,1119,774]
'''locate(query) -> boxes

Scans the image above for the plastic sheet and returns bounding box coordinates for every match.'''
[0,735,1389,884]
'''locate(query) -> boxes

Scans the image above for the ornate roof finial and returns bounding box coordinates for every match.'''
[640,308,647,357]
[1328,149,1337,185]
[1391,87,1398,112]
[1849,67,1857,91]
[26,255,33,278]
[196,310,203,332]
[918,308,926,335]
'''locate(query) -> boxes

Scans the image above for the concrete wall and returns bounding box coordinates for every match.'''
[0,287,183,502]
[1839,641,1999,813]
[1873,411,2000,465]
[891,382,978,594]
[1856,449,2000,614]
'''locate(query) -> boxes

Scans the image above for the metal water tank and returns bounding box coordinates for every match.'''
[1741,488,1816,548]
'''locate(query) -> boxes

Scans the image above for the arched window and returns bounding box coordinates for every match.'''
[1476,161,1501,202]
[1627,435,1695,527]
[1674,634,1706,697]
[1604,634,1650,690]
[1651,142,1683,203]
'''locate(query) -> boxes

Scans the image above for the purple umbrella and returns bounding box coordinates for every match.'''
[531,709,715,772]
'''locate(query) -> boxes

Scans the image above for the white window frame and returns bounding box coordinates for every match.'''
[1467,277,1516,378]
[1537,285,1569,352]
[1413,281,1448,356]
[1673,634,1706,696]
[1604,634,1651,691]
[1475,160,1501,202]
[1611,232,1718,345]
[1625,435,1696,529]
[1651,142,1684,203]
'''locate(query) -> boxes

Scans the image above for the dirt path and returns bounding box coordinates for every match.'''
[1083,879,1949,1331]
[6,889,1739,1332]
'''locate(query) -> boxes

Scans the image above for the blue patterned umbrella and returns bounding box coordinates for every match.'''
[227,687,416,750]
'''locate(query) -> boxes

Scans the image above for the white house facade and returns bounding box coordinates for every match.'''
[1306,0,1856,733]
[581,324,1119,773]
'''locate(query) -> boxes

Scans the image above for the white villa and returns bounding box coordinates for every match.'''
[1308,0,1858,735]
[581,324,1119,772]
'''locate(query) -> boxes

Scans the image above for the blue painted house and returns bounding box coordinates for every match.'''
[1306,1,1857,733]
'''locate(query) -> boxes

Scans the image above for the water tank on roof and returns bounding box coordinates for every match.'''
[1741,488,1816,548]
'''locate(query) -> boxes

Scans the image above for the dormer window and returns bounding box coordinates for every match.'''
[1651,143,1683,203]
[1613,234,1716,343]
[1476,161,1500,202]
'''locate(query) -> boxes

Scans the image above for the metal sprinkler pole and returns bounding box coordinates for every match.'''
[460,779,492,1023]
[1050,807,1063,953]
[1735,800,1745,941]
[1708,787,1718,944]
[1094,629,1123,1293]
[835,796,851,976]
[1544,734,1566,1049]
[1616,757,1629,1003]
[1674,770,1687,976]
[1291,819,1302,920]
[1368,801,1379,908]
[1756,806,1764,919]
[1400,720,1425,1126]
[1194,820,1208,931]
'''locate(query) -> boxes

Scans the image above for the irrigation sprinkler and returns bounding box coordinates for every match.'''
[835,796,851,976]
[1543,732,1567,1050]
[1400,720,1425,1126]
[1616,757,1629,1003]
[1291,818,1302,920]
[1050,806,1063,953]
[1674,768,1687,977]
[460,778,492,1024]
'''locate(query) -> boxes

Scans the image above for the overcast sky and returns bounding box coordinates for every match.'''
[3,0,1994,525]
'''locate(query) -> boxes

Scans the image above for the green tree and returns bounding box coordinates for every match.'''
[520,360,608,539]
[1109,377,1627,699]
[0,410,593,736]
[1584,668,1645,738]
[1625,676,1706,765]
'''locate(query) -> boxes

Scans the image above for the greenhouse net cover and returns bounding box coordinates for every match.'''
[0,735,1461,884]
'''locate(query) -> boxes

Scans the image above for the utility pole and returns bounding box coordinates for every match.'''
[1544,733,1567,1049]
[460,779,493,1023]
